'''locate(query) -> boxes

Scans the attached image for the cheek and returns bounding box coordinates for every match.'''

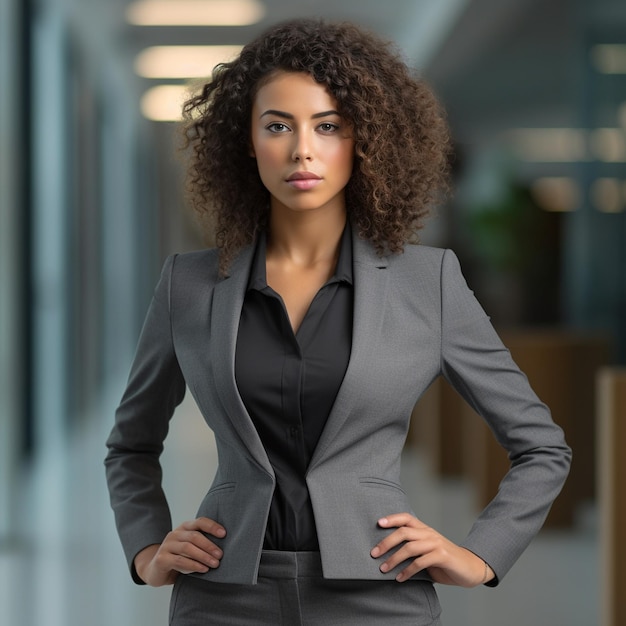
[253,143,282,175]
[333,144,355,176]
[252,145,284,192]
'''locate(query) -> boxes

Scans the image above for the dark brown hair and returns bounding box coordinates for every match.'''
[181,18,451,272]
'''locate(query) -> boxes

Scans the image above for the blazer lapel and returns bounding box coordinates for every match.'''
[209,246,273,473]
[308,234,390,471]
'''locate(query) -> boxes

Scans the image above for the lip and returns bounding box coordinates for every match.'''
[286,171,322,190]
[286,171,322,181]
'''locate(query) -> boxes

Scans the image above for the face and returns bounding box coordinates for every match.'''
[250,71,355,217]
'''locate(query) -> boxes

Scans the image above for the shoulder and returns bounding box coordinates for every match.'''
[395,243,446,263]
[165,243,255,292]
[353,234,466,285]
[386,243,454,279]
[385,245,473,302]
[151,249,222,306]
[167,248,221,284]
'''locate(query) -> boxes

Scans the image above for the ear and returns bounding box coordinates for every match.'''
[248,138,256,158]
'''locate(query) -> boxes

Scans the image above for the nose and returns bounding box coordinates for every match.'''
[291,132,313,162]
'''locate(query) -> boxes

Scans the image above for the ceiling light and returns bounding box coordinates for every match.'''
[505,128,589,162]
[126,0,265,26]
[140,85,190,121]
[135,45,243,78]
[590,44,626,74]
[505,128,626,163]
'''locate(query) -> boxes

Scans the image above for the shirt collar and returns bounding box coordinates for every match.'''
[333,223,353,285]
[247,223,354,292]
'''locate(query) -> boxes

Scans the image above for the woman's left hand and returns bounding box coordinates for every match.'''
[370,512,495,587]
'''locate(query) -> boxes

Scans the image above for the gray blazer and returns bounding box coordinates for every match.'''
[105,232,571,586]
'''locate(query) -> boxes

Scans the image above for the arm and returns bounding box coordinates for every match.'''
[439,249,571,583]
[372,249,570,586]
[104,255,186,583]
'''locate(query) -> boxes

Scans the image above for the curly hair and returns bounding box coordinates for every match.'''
[181,18,451,273]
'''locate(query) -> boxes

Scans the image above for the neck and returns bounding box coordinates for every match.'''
[267,206,347,266]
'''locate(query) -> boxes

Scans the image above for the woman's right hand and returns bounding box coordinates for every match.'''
[134,517,226,586]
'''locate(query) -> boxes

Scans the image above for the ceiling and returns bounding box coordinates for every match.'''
[120,0,467,67]
[109,0,626,142]
[115,0,579,121]
[115,0,474,122]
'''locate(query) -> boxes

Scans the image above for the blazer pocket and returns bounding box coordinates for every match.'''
[196,482,237,537]
[206,481,237,495]
[358,477,406,494]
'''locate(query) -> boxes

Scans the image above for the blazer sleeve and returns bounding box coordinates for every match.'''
[104,254,186,583]
[439,249,572,586]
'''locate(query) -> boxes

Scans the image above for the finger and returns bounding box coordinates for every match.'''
[173,540,222,568]
[370,526,415,558]
[176,519,226,558]
[378,540,426,573]
[159,531,224,570]
[155,542,213,574]
[395,557,429,582]
[371,519,434,559]
[169,552,213,575]
[388,546,443,582]
[378,533,439,574]
[183,517,227,539]
[377,513,426,529]
[167,529,224,561]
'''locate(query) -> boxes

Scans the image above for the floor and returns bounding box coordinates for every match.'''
[0,385,598,626]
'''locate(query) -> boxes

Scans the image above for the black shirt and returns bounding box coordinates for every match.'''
[234,226,353,550]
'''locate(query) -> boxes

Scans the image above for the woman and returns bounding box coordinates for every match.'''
[105,18,571,625]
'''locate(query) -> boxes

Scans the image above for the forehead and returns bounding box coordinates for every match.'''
[252,71,338,112]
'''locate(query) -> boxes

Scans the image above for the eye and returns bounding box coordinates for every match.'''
[318,122,339,133]
[266,122,290,133]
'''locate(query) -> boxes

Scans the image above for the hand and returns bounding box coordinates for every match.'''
[370,512,494,587]
[134,517,226,587]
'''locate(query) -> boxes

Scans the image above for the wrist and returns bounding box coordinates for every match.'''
[480,559,495,585]
[134,544,160,583]
[460,547,495,586]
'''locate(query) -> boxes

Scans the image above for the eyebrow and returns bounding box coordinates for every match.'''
[259,109,341,120]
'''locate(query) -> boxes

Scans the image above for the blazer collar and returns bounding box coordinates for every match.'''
[208,227,390,472]
[309,233,390,470]
[209,244,275,474]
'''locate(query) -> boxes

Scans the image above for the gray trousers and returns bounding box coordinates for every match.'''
[169,551,442,625]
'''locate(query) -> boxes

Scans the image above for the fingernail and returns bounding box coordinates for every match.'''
[396,573,405,582]
[380,563,389,573]
[370,547,380,558]
[378,518,388,526]
[215,528,226,537]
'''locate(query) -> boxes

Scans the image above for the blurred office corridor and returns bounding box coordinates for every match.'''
[2,0,625,624]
